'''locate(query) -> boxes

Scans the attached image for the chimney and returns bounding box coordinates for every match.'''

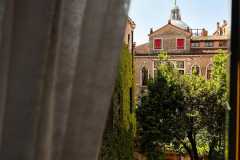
[201,28,208,36]
[223,20,227,26]
[168,19,171,24]
[150,28,153,34]
[217,22,220,29]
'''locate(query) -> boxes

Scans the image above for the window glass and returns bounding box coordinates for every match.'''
[207,64,213,79]
[219,41,227,47]
[142,67,148,86]
[205,41,214,47]
[127,34,130,45]
[176,61,184,69]
[176,61,185,74]
[191,42,200,48]
[154,60,160,69]
[192,65,201,75]
[178,70,184,75]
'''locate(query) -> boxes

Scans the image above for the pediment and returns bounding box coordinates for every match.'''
[150,24,191,37]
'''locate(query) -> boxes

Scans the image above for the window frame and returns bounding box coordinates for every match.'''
[191,64,201,75]
[175,60,185,74]
[153,38,163,50]
[140,66,149,86]
[204,41,214,48]
[229,0,240,158]
[219,40,227,47]
[191,41,200,48]
[176,37,186,50]
[205,63,213,79]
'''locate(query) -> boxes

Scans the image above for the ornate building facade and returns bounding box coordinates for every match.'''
[134,2,230,96]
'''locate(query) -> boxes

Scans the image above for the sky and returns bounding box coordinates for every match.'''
[128,0,231,45]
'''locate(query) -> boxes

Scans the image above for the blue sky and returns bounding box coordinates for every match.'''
[128,0,231,45]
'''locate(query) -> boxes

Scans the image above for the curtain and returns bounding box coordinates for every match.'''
[0,0,130,160]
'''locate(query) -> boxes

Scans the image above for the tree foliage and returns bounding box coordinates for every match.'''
[203,51,228,159]
[137,51,228,160]
[99,46,136,160]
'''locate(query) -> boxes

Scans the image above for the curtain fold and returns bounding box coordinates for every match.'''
[0,0,130,160]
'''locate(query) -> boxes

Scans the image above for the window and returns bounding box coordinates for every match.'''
[153,60,161,79]
[205,41,214,47]
[177,38,185,49]
[142,67,148,86]
[127,34,130,45]
[129,88,133,113]
[219,41,227,47]
[191,42,200,48]
[176,61,184,69]
[176,61,185,74]
[178,70,184,75]
[154,70,158,79]
[154,60,160,69]
[167,62,175,68]
[206,64,213,79]
[154,39,162,49]
[192,65,201,75]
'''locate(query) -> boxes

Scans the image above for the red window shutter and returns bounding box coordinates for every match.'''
[177,39,185,49]
[154,39,162,49]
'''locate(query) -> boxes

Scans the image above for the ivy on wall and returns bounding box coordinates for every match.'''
[99,45,136,160]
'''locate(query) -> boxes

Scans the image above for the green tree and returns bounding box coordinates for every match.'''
[201,51,228,159]
[137,52,228,160]
[138,57,202,160]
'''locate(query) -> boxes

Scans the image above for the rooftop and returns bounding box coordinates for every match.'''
[191,35,229,41]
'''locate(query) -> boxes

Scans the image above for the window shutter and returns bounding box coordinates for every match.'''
[177,39,185,49]
[154,39,162,49]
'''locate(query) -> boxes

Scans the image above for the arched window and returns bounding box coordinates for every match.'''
[176,61,185,75]
[206,64,213,79]
[192,65,201,75]
[142,67,148,86]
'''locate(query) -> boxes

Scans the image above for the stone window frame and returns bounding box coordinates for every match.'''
[206,63,213,79]
[140,66,150,86]
[191,64,202,75]
[175,60,185,74]
[153,37,163,51]
[176,37,187,50]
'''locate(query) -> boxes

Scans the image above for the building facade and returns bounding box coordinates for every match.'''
[124,17,136,53]
[134,3,229,96]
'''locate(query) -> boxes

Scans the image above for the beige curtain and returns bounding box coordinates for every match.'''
[0,0,130,160]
